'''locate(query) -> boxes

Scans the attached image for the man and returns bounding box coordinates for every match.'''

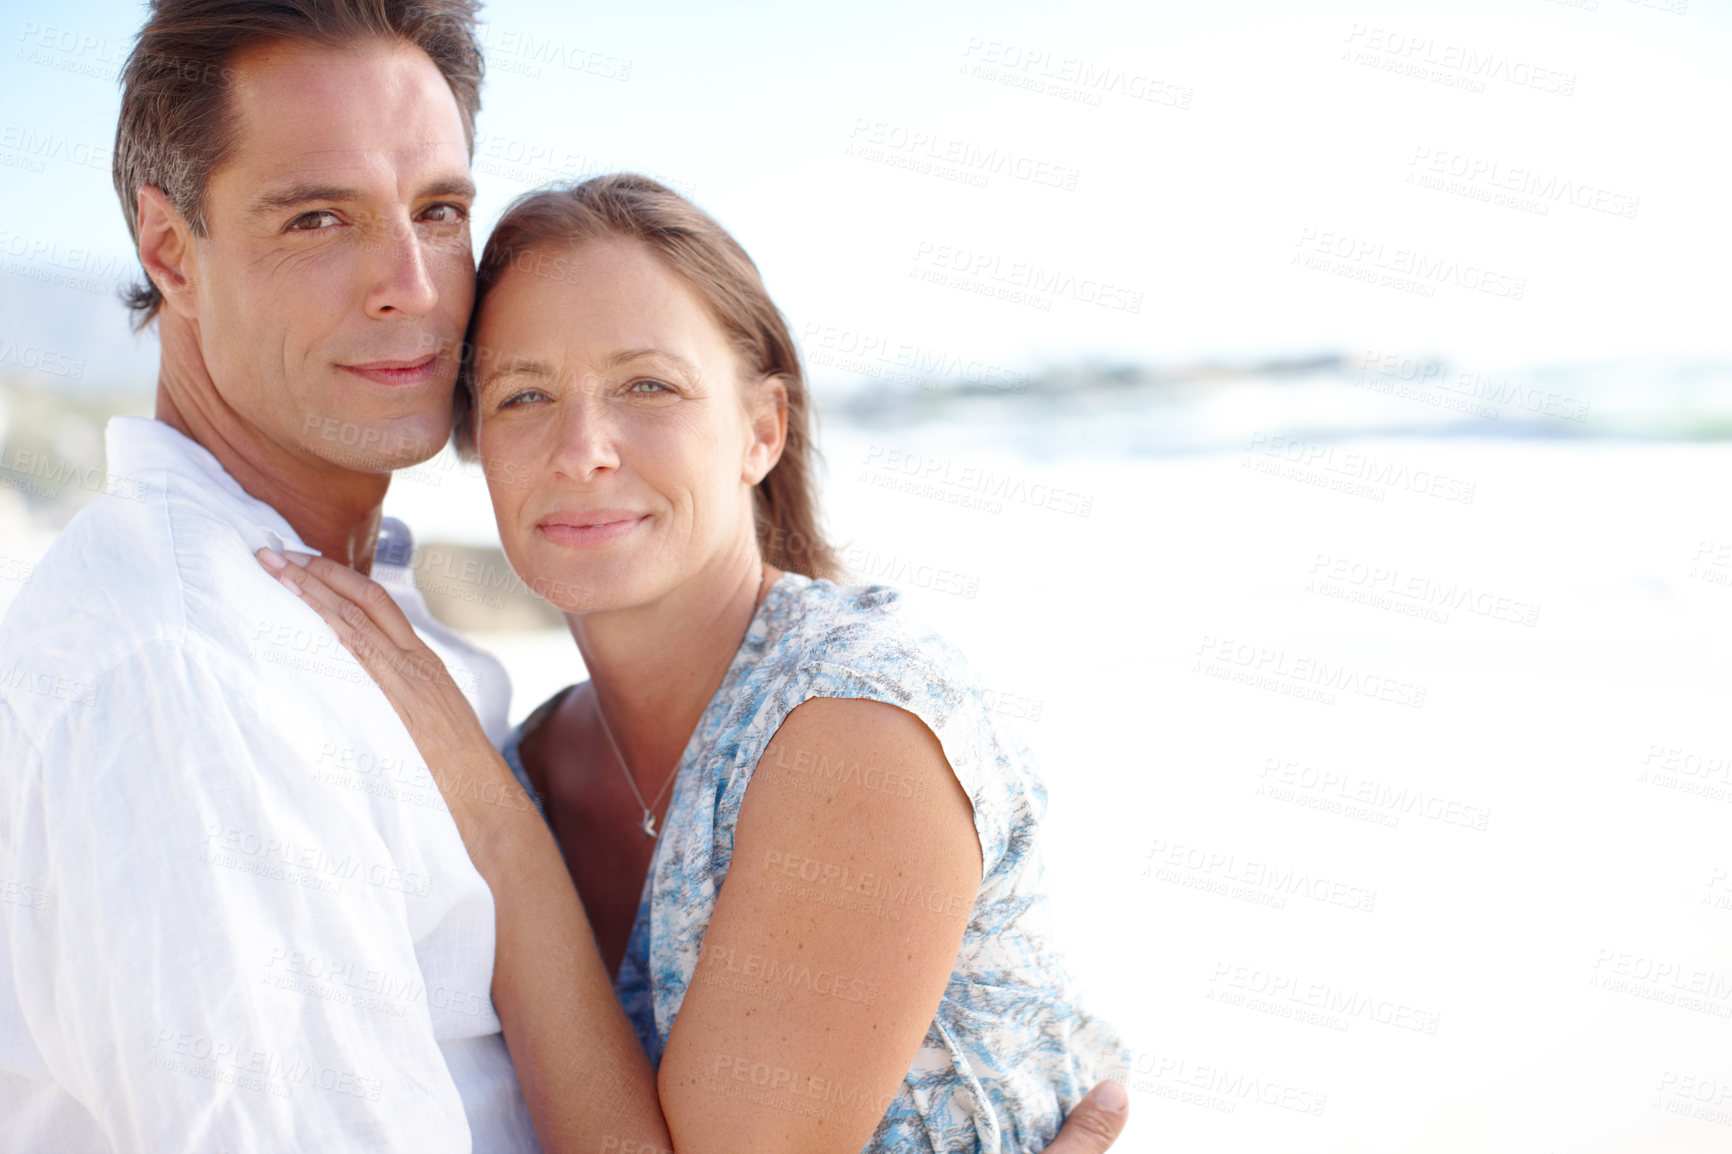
[0,1,1129,1149]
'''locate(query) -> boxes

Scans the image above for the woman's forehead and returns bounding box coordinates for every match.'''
[475,241,735,366]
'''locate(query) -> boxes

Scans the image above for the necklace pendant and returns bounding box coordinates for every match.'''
[641,811,658,839]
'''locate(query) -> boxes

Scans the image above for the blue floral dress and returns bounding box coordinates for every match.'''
[502,572,1124,1152]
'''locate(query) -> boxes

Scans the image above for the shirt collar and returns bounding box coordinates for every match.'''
[105,416,324,558]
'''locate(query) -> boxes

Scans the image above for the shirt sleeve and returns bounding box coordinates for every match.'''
[2,638,477,1153]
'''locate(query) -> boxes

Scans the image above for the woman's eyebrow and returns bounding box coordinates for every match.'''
[603,347,698,375]
[479,357,555,389]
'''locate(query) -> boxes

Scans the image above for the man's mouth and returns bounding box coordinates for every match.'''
[337,355,441,387]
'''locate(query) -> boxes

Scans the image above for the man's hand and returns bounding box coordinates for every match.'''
[1043,1081,1130,1153]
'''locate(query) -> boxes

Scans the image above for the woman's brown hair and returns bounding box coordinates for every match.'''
[456,174,840,582]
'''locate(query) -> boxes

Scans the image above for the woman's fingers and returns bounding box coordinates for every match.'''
[285,551,423,650]
[251,547,526,860]
[255,548,425,687]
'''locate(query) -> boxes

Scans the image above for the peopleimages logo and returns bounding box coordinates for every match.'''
[958,38,1194,110]
[910,241,1143,314]
[861,444,1094,517]
[1307,552,1540,628]
[1244,433,1478,506]
[846,118,1081,191]
[1353,349,1591,424]
[1193,633,1429,709]
[1208,961,1444,1035]
[1258,757,1492,831]
[1293,228,1526,301]
[0,339,86,380]
[1341,24,1577,97]
[1407,146,1640,220]
[800,321,1029,393]
[1142,837,1380,914]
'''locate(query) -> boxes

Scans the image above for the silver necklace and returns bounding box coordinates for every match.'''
[596,563,772,839]
[591,698,673,839]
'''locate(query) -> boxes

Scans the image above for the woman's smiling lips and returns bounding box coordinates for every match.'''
[536,511,652,547]
[337,354,441,387]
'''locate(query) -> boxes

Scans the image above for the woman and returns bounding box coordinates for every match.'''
[258,174,1124,1152]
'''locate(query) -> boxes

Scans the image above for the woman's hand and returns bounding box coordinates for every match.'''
[255,547,529,863]
[255,546,673,1153]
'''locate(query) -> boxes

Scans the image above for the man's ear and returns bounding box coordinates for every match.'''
[743,372,789,486]
[135,185,200,319]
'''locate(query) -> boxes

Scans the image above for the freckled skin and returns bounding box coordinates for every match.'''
[471,238,769,616]
[476,238,781,976]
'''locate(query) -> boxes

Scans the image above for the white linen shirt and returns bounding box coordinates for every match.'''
[0,417,540,1152]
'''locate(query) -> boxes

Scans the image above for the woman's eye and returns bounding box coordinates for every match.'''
[419,203,469,224]
[497,388,549,410]
[286,210,340,232]
[627,378,672,395]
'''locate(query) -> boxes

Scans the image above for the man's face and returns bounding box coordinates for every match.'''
[190,37,475,472]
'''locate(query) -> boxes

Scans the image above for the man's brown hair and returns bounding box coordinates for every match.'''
[113,0,485,330]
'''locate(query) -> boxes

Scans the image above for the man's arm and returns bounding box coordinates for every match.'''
[1048,1081,1131,1153]
[2,640,479,1152]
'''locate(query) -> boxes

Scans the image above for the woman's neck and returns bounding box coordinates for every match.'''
[567,545,775,796]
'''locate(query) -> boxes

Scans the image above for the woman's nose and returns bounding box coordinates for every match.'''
[548,387,621,482]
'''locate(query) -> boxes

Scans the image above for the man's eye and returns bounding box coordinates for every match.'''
[286,210,340,232]
[419,203,470,224]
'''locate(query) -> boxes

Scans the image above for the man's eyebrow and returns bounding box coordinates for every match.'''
[247,183,361,216]
[246,176,477,217]
[418,176,478,202]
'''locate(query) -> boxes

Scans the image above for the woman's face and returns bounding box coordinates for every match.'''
[470,238,785,613]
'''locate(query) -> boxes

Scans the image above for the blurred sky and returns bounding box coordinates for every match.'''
[1,0,1729,393]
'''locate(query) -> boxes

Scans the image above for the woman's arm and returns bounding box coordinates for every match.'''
[657,695,983,1154]
[259,549,673,1154]
[260,549,1129,1154]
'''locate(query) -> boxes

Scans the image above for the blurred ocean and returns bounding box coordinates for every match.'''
[3,362,1730,1151]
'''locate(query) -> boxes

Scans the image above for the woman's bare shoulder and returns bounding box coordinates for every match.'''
[516,682,586,802]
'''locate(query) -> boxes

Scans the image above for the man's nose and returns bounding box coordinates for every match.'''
[364,215,439,319]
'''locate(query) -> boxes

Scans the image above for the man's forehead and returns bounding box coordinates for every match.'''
[220,38,470,183]
[246,141,472,189]
[201,39,473,215]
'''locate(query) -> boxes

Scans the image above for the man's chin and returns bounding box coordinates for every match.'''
[301,409,454,474]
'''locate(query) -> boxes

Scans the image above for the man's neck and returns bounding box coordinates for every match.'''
[153,311,390,574]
